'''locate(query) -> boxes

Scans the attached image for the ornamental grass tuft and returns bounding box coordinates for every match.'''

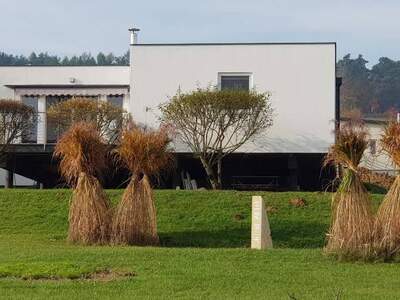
[112,124,172,246]
[324,122,374,260]
[54,122,111,245]
[374,122,400,259]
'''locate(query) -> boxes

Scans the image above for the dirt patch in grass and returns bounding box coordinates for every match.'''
[83,269,135,282]
[0,263,135,282]
[16,269,136,282]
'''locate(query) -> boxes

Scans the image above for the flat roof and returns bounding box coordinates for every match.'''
[5,84,129,88]
[131,42,336,46]
[0,65,129,67]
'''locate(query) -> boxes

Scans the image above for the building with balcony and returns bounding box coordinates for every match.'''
[0,66,129,187]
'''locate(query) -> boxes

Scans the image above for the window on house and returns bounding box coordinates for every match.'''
[46,95,71,143]
[369,139,377,155]
[107,95,123,108]
[21,96,38,143]
[220,75,250,91]
[46,95,98,143]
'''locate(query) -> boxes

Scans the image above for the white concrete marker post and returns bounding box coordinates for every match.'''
[251,196,273,250]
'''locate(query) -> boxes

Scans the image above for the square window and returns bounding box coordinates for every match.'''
[107,95,123,108]
[220,75,250,91]
[21,96,38,143]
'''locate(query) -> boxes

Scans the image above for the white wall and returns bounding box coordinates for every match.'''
[130,43,336,153]
[0,66,130,99]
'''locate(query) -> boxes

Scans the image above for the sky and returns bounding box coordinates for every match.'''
[1,0,400,65]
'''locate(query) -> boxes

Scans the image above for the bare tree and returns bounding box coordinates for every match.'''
[47,97,128,144]
[160,87,273,189]
[0,99,36,163]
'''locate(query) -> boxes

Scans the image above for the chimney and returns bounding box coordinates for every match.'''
[129,28,140,44]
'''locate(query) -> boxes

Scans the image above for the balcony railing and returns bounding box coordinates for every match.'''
[19,111,125,145]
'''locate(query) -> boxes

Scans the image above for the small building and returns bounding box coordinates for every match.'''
[0,30,339,190]
[342,117,397,176]
[0,66,129,187]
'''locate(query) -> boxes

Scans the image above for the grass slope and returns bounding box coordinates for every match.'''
[0,189,397,299]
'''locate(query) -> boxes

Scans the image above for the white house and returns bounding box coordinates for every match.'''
[0,66,129,187]
[129,42,336,153]
[0,30,339,190]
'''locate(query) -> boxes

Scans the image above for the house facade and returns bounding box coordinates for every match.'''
[0,66,129,187]
[0,31,338,190]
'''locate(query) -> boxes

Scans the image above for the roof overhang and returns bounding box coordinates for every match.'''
[5,84,129,97]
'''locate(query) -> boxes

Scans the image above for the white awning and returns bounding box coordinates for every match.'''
[13,86,129,97]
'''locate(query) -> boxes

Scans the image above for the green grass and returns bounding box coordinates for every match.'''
[0,189,398,299]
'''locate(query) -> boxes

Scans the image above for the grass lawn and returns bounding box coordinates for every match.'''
[0,189,399,299]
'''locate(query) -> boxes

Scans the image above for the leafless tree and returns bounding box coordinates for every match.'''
[0,99,36,163]
[47,97,129,144]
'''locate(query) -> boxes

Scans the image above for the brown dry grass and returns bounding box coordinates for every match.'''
[112,125,172,245]
[112,175,159,245]
[381,122,400,166]
[54,122,111,245]
[115,125,172,176]
[324,123,375,260]
[54,122,107,186]
[374,122,400,259]
[68,173,111,245]
[374,176,400,258]
[325,170,374,259]
[324,122,368,173]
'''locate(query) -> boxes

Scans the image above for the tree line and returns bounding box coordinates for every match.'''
[1,50,399,117]
[0,51,129,66]
[338,54,400,118]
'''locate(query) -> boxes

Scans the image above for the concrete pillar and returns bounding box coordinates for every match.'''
[37,96,47,144]
[123,93,130,112]
[13,94,23,144]
[99,95,107,102]
[4,170,14,189]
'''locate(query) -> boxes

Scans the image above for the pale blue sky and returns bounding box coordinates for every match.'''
[1,0,399,64]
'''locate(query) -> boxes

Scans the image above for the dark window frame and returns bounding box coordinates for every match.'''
[218,73,252,91]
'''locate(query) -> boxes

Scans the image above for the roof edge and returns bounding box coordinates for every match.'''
[130,42,336,46]
[5,84,129,88]
[0,65,129,68]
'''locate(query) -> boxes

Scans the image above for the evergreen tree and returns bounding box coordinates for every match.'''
[97,52,107,65]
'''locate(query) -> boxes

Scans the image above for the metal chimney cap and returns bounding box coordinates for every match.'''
[129,28,140,32]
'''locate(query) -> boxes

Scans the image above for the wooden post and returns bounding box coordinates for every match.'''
[251,195,273,249]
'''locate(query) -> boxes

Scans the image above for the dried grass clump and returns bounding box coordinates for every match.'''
[374,122,400,259]
[68,173,111,244]
[54,122,107,185]
[116,125,172,176]
[54,122,111,245]
[381,122,400,166]
[112,125,172,245]
[324,123,375,260]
